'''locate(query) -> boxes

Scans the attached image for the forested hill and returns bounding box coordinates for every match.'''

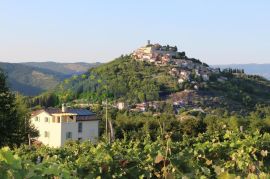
[55,55,178,103]
[0,62,102,96]
[36,54,270,112]
[0,62,65,96]
[213,63,270,80]
[22,61,102,75]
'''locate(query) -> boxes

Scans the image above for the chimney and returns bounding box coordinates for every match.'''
[62,103,66,113]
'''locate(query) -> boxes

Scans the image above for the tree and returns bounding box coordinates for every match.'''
[204,115,225,133]
[180,116,206,136]
[14,94,38,145]
[0,70,37,147]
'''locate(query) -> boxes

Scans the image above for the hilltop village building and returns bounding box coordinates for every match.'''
[30,104,99,147]
[132,41,179,65]
[132,41,220,84]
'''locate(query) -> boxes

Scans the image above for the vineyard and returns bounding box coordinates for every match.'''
[1,129,270,179]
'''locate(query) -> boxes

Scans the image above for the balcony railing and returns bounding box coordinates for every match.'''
[51,116,76,123]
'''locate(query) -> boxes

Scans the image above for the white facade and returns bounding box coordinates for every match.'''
[30,111,99,147]
[178,78,185,83]
[202,74,209,81]
[117,102,126,110]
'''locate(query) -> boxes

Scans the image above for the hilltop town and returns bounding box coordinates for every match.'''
[132,41,221,84]
[25,41,269,116]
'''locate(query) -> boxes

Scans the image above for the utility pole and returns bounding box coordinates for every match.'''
[105,68,110,143]
[24,117,27,137]
[28,134,31,147]
[105,98,108,140]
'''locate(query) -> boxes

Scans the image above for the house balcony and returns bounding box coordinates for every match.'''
[51,115,76,123]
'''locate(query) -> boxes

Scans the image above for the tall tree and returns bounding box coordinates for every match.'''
[0,69,37,147]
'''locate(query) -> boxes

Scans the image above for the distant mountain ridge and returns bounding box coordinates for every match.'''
[212,64,270,80]
[22,62,102,75]
[0,61,102,96]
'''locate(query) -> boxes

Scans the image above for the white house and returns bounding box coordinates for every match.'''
[202,74,209,81]
[178,78,185,83]
[117,102,126,110]
[30,104,99,147]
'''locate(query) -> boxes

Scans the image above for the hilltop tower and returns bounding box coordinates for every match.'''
[147,40,151,46]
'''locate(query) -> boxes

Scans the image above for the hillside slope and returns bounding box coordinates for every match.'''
[22,62,102,75]
[0,62,66,96]
[55,55,179,103]
[0,62,102,96]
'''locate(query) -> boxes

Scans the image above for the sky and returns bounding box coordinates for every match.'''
[0,0,269,65]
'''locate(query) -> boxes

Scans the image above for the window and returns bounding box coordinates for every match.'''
[45,117,49,122]
[44,131,49,138]
[62,117,67,123]
[66,132,72,139]
[78,137,82,141]
[78,122,83,133]
[57,117,60,123]
[35,117,39,122]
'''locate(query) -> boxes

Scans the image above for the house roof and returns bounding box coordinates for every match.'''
[31,109,44,117]
[31,108,95,117]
